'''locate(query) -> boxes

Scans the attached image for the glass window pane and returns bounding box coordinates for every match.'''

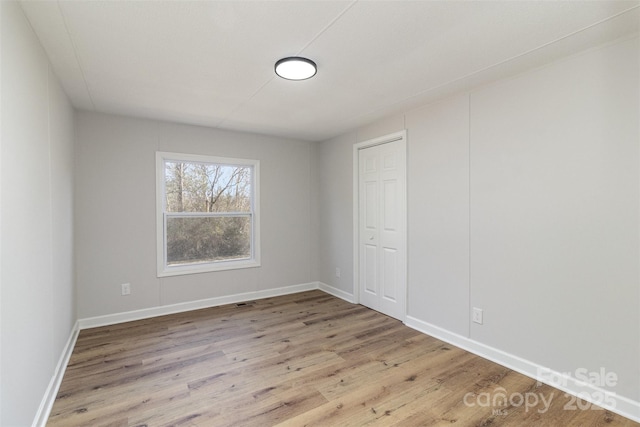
[166,216,251,266]
[164,162,251,213]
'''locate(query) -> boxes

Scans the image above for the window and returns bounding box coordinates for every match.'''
[156,152,260,276]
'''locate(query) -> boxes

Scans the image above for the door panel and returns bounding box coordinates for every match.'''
[365,181,377,229]
[383,180,397,231]
[364,244,377,295]
[382,247,397,301]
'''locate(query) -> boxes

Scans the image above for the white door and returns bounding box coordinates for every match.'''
[357,135,406,321]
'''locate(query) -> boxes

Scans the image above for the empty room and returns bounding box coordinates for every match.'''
[1,1,639,426]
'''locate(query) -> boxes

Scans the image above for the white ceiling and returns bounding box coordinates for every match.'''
[20,0,640,142]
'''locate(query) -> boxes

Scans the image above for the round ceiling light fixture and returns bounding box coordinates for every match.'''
[275,57,317,81]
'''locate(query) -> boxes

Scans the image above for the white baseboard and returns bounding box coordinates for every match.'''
[32,321,80,427]
[405,315,640,423]
[318,282,356,303]
[78,282,319,330]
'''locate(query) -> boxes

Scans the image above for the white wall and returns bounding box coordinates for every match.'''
[0,2,76,426]
[405,95,470,336]
[470,35,639,400]
[318,131,356,292]
[317,34,640,409]
[75,112,318,318]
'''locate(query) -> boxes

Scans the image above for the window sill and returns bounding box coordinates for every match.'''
[157,259,261,278]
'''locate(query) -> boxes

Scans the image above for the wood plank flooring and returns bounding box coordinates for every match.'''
[48,291,638,426]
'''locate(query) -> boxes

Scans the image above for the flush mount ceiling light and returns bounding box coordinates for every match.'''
[275,57,317,80]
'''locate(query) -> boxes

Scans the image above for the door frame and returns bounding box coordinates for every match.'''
[352,130,407,320]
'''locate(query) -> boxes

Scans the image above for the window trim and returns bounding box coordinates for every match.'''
[156,151,260,277]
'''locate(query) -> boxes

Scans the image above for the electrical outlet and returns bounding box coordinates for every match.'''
[335,267,341,278]
[121,283,131,296]
[472,307,483,324]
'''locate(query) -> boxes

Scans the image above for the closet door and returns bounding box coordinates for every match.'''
[358,137,406,321]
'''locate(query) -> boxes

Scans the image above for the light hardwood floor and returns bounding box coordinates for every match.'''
[48,291,638,426]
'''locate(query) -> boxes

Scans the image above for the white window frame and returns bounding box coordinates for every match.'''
[156,151,260,277]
